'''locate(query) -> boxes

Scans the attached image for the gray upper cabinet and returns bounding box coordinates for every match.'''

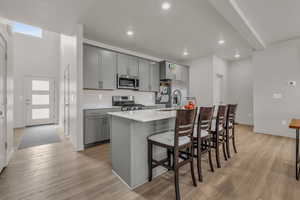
[139,59,160,92]
[116,53,129,75]
[83,44,116,90]
[160,61,189,83]
[100,49,117,89]
[128,56,139,76]
[83,44,101,89]
[139,59,151,91]
[150,62,160,92]
[117,53,139,77]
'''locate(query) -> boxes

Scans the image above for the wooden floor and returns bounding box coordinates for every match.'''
[0,125,299,200]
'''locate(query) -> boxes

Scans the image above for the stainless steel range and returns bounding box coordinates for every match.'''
[112,96,145,111]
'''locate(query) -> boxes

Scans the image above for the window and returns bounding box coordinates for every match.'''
[32,80,49,91]
[12,22,42,38]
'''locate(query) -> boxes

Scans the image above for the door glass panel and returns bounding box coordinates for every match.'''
[32,95,49,105]
[32,108,50,119]
[32,80,49,91]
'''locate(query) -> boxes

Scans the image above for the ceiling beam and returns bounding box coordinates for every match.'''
[208,0,266,50]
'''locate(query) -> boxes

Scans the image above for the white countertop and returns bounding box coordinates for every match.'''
[108,108,177,122]
[82,104,121,110]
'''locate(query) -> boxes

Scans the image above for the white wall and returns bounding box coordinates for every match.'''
[228,58,253,125]
[0,21,14,164]
[82,90,155,107]
[13,30,60,128]
[213,55,228,105]
[188,56,214,106]
[253,39,300,137]
[59,34,78,149]
[188,55,229,107]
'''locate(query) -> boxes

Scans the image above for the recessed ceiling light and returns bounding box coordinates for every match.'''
[127,30,134,36]
[162,2,171,10]
[234,53,241,58]
[218,40,225,45]
[183,51,189,56]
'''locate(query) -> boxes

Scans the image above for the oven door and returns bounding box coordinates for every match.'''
[118,76,137,89]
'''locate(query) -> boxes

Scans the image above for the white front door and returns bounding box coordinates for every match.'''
[25,77,55,126]
[0,34,7,172]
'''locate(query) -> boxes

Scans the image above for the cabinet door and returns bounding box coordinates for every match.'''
[165,62,176,80]
[128,56,139,76]
[150,62,160,92]
[83,45,101,89]
[117,53,129,75]
[100,49,117,89]
[139,59,150,91]
[181,66,189,83]
[175,65,183,81]
[102,117,110,140]
[84,116,104,144]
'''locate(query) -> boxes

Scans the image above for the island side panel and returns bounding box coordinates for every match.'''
[130,118,175,188]
[111,116,132,187]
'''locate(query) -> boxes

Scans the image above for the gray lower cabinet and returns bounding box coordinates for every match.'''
[117,53,139,77]
[84,108,120,147]
[139,59,159,92]
[83,44,116,90]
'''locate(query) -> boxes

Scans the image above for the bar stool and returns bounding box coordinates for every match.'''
[210,105,228,168]
[147,109,197,200]
[193,106,215,181]
[225,104,238,159]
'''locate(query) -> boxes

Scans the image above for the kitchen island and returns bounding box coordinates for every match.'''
[108,109,177,189]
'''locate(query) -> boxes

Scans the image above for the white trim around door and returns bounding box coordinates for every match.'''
[0,33,7,173]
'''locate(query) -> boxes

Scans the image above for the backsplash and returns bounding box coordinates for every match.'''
[81,89,156,107]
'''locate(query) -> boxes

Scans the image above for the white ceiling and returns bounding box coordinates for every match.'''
[235,0,300,44]
[0,0,254,62]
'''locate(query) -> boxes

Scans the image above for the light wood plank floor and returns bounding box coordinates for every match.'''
[0,125,299,200]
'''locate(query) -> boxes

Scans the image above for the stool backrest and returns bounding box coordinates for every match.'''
[174,109,196,147]
[226,104,238,127]
[197,106,215,138]
[215,105,228,132]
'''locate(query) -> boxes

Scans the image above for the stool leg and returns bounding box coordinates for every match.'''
[216,142,221,168]
[190,147,197,186]
[226,128,231,159]
[296,129,299,180]
[232,126,238,153]
[208,139,214,172]
[148,140,153,182]
[174,168,181,200]
[222,141,227,161]
[167,149,172,170]
[197,141,203,182]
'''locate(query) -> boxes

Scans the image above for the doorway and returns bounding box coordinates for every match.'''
[25,77,56,126]
[215,73,224,105]
[0,33,7,172]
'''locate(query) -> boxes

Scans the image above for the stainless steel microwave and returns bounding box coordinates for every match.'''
[117,74,139,90]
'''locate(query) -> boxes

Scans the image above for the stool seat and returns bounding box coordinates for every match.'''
[149,131,191,147]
